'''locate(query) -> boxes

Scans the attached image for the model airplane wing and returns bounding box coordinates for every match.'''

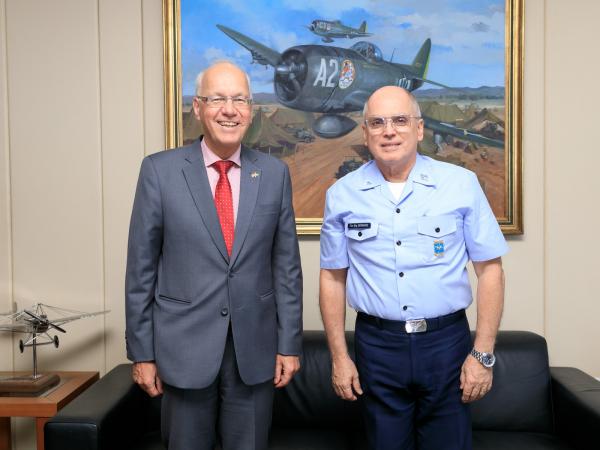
[423,116,505,148]
[0,310,36,333]
[0,304,109,331]
[50,310,110,326]
[216,25,282,67]
[0,322,31,333]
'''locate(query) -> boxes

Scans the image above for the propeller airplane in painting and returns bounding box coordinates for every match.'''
[307,19,372,43]
[217,24,504,147]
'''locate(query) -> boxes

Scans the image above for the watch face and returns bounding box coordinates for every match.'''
[482,353,496,368]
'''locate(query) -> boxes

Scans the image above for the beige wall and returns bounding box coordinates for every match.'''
[545,0,600,373]
[0,0,598,448]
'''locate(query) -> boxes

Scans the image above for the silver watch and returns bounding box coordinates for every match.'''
[470,348,496,368]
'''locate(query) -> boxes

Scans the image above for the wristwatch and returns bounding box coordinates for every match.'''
[470,348,496,368]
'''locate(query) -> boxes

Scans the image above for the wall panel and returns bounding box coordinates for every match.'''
[545,0,600,374]
[98,0,146,372]
[142,0,166,155]
[0,0,14,372]
[5,0,103,446]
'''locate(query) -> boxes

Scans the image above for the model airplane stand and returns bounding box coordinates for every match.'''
[0,331,60,396]
[0,374,60,396]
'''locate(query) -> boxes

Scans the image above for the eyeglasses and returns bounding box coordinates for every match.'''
[364,115,422,133]
[196,95,253,108]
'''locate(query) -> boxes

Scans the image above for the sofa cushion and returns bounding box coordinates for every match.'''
[273,331,363,429]
[130,432,165,450]
[471,331,554,434]
[270,428,361,450]
[473,431,573,450]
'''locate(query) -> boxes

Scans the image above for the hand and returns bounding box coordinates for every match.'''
[460,354,493,403]
[132,361,163,397]
[274,354,301,388]
[331,355,363,401]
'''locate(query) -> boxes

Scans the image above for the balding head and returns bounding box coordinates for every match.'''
[363,86,421,118]
[195,61,252,98]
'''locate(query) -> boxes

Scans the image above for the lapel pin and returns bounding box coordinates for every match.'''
[251,171,260,178]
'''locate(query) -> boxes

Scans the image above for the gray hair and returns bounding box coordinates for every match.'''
[195,60,252,97]
[362,87,421,118]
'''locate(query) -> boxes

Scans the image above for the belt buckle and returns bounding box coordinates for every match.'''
[405,319,427,333]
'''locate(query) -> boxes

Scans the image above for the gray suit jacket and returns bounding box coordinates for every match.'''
[125,140,302,389]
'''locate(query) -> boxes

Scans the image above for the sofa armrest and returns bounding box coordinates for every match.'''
[45,364,157,450]
[550,367,600,450]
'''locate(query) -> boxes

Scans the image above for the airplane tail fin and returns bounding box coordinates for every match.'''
[359,21,367,33]
[411,38,431,79]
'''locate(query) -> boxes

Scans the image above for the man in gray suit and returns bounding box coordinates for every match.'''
[125,61,303,450]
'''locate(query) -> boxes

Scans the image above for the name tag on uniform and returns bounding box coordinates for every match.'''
[347,222,371,230]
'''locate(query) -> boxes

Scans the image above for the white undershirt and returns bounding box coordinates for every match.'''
[386,181,406,201]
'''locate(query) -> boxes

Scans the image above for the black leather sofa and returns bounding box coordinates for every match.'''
[45,331,600,450]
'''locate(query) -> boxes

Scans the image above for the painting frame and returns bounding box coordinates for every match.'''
[163,0,523,235]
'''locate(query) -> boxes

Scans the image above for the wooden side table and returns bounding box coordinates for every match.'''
[0,371,99,450]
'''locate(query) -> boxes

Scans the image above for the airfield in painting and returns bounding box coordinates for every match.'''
[183,89,506,219]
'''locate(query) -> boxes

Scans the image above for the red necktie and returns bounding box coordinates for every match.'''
[213,160,235,256]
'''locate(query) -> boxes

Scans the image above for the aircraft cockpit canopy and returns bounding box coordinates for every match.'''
[351,41,383,61]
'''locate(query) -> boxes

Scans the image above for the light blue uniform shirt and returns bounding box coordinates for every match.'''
[320,154,508,321]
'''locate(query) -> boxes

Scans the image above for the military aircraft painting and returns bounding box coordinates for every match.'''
[216,24,503,148]
[307,19,372,43]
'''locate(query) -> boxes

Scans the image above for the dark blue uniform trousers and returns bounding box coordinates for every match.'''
[355,312,472,450]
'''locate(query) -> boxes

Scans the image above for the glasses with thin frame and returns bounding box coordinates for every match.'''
[196,95,253,109]
[364,115,422,134]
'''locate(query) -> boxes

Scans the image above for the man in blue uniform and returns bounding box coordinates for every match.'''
[319,86,507,450]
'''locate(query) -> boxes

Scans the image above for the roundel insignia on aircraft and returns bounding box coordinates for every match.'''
[338,59,355,90]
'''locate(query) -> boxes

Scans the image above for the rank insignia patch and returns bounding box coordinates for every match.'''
[433,240,445,257]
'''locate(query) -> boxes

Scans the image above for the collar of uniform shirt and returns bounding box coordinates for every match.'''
[357,153,436,190]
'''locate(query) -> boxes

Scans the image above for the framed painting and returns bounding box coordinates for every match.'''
[164,0,523,234]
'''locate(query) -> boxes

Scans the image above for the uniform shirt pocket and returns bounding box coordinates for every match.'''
[344,221,379,241]
[417,214,460,262]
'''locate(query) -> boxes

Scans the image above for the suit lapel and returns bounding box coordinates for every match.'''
[230,148,260,267]
[182,142,229,263]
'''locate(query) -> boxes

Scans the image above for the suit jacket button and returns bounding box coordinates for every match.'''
[221,308,229,316]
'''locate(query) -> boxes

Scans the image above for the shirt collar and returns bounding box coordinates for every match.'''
[201,139,241,168]
[358,153,436,190]
[408,154,436,187]
[358,160,386,190]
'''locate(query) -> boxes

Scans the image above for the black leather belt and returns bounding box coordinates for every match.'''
[357,309,466,334]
